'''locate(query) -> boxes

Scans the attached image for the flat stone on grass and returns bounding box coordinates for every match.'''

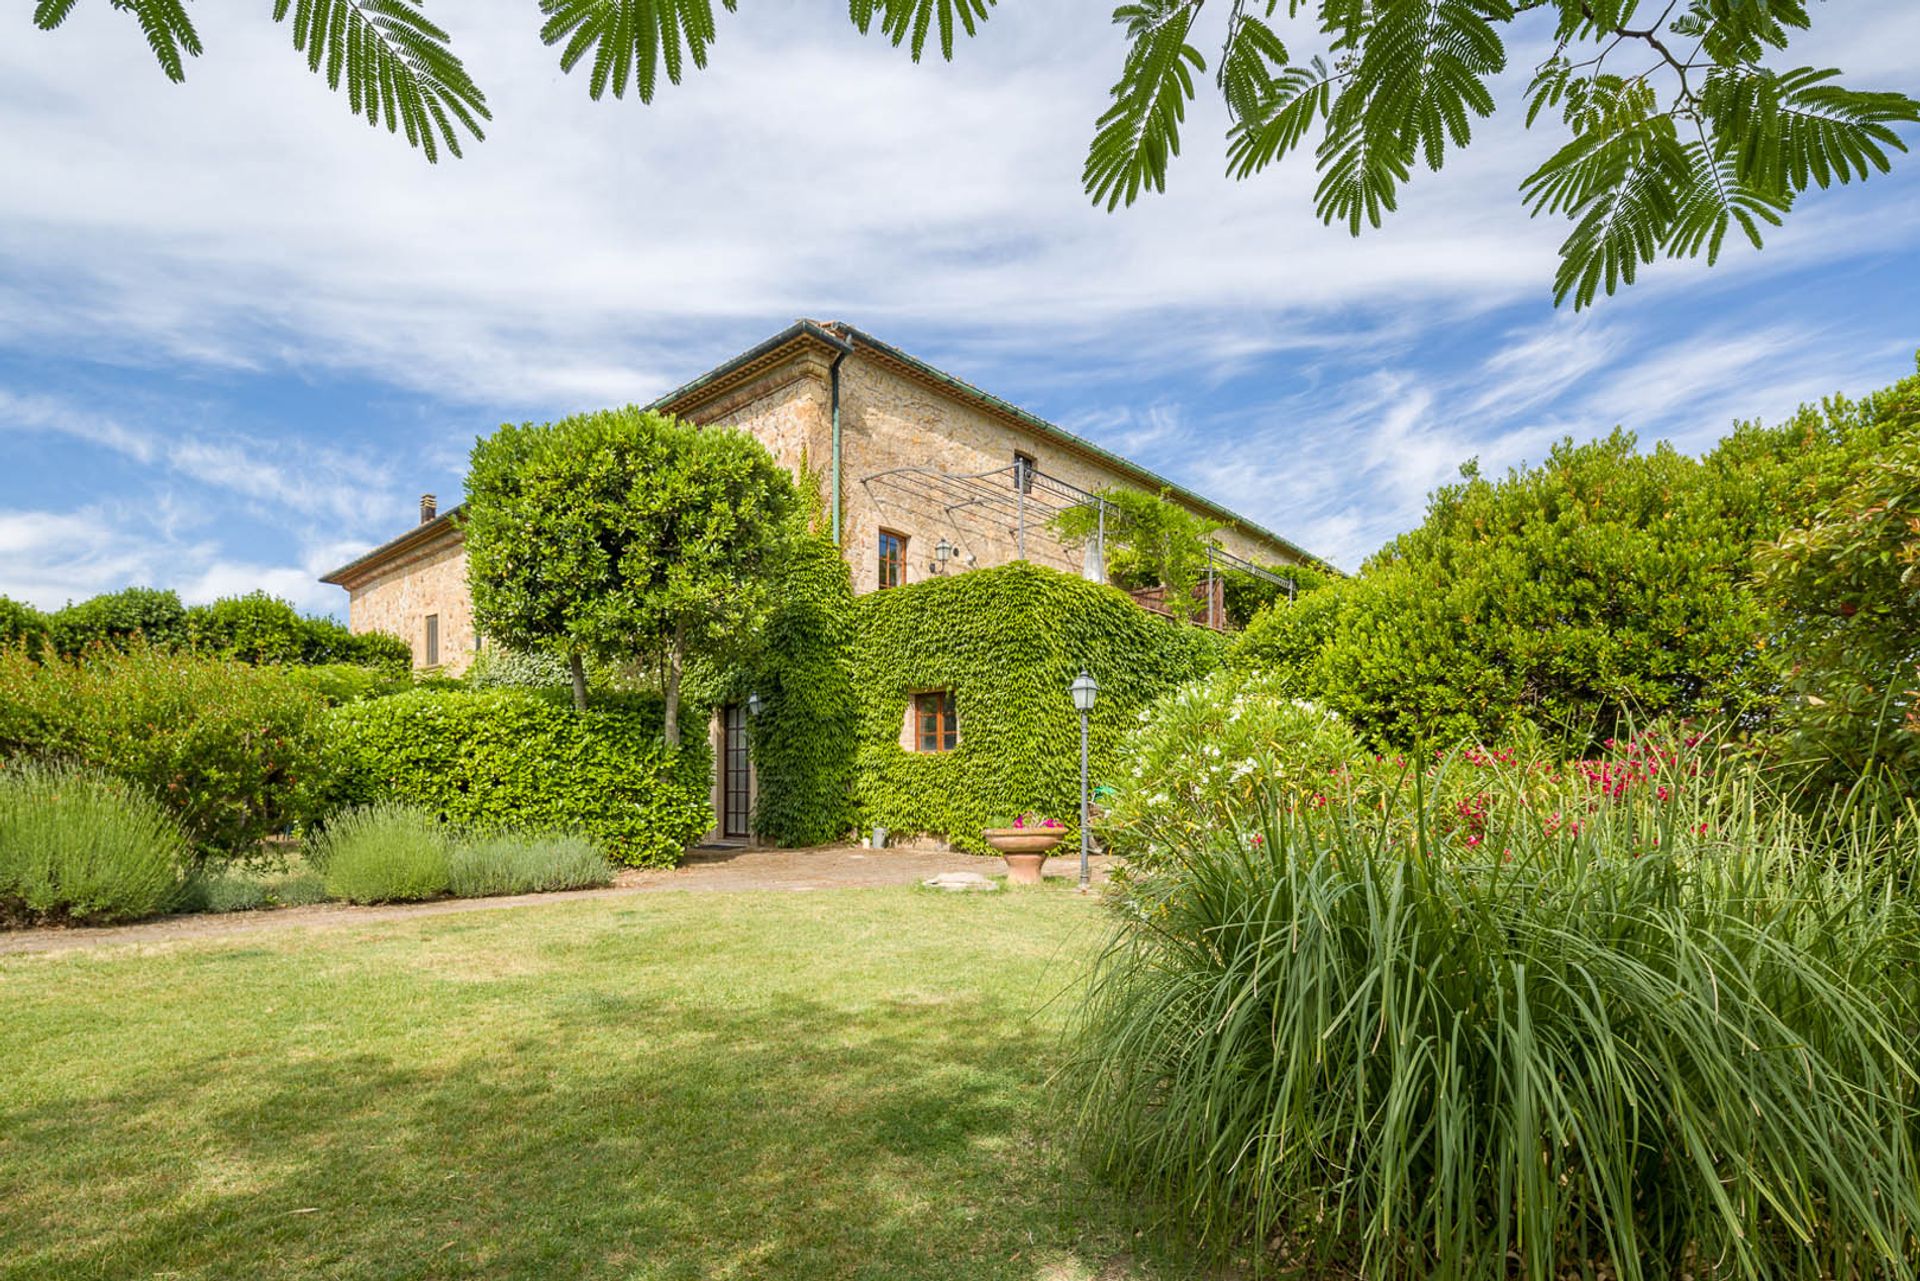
[923,871,999,892]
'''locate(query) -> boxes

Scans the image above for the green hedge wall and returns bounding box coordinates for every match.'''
[325,688,712,868]
[744,530,859,847]
[850,561,1224,853]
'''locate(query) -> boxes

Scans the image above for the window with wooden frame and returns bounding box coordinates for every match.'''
[1012,450,1036,493]
[878,529,907,589]
[913,691,957,753]
[423,614,440,668]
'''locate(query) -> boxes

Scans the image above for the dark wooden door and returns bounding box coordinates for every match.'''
[722,704,751,839]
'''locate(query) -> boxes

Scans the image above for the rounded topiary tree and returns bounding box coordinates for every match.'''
[464,407,796,744]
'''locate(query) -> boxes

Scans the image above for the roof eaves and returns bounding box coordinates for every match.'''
[646,319,852,415]
[320,504,467,586]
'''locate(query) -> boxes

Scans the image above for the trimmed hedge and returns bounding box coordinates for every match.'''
[325,688,711,868]
[0,645,331,869]
[851,561,1225,852]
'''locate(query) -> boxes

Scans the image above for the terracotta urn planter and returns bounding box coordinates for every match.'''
[983,827,1065,885]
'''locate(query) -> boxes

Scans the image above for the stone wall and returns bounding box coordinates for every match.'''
[343,528,476,676]
[830,355,1300,596]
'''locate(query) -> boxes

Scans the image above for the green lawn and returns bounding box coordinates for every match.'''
[0,887,1206,1280]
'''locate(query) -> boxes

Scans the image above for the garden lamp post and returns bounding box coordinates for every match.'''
[1069,670,1098,892]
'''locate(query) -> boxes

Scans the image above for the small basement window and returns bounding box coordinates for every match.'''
[913,691,957,753]
[878,529,907,589]
[423,614,439,668]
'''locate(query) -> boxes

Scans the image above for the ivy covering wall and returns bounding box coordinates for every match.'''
[848,561,1224,852]
[742,529,860,847]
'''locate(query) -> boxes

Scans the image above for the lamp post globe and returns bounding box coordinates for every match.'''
[1070,670,1098,713]
[1070,670,1098,891]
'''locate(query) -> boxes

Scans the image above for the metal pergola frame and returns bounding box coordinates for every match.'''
[860,461,1295,628]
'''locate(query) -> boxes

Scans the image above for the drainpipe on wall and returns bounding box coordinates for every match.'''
[827,334,853,545]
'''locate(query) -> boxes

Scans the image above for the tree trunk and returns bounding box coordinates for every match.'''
[568,651,588,713]
[663,628,684,748]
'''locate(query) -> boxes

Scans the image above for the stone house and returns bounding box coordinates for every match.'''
[321,320,1322,841]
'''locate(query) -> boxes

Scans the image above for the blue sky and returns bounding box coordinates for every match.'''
[3,3,1917,616]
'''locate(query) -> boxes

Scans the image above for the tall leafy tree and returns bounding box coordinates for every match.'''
[35,0,1915,304]
[464,408,796,744]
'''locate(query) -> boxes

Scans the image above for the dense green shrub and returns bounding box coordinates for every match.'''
[0,763,189,923]
[0,646,330,868]
[1075,770,1920,1279]
[0,597,47,658]
[48,586,190,655]
[182,591,410,674]
[1100,668,1362,863]
[326,687,710,867]
[32,586,409,674]
[464,644,575,690]
[280,662,411,706]
[852,561,1224,852]
[448,830,611,897]
[1235,393,1904,753]
[316,803,452,903]
[1755,368,1920,808]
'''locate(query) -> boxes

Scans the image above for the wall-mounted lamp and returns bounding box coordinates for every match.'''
[932,538,955,573]
[747,691,765,718]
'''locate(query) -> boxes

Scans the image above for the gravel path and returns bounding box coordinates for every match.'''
[0,843,1114,956]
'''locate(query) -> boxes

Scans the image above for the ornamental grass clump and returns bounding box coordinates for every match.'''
[1073,768,1920,1280]
[448,830,611,898]
[0,762,188,924]
[316,803,452,904]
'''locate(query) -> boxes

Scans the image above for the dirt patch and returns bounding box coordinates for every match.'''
[0,843,1113,957]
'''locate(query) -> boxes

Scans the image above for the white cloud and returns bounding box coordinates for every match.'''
[0,502,343,615]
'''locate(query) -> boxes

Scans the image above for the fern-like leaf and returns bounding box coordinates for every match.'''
[1664,136,1788,264]
[540,0,737,102]
[1083,0,1207,211]
[1703,65,1918,196]
[1308,0,1506,232]
[848,0,994,62]
[269,0,489,161]
[1527,117,1694,308]
[1217,4,1290,126]
[37,0,204,83]
[1226,57,1342,178]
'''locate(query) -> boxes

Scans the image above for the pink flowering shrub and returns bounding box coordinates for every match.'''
[1003,812,1063,829]
[1294,725,1729,857]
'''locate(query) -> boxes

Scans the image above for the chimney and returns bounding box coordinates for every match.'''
[419,493,437,525]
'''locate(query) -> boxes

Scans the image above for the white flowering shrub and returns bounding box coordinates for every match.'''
[1102,668,1361,869]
